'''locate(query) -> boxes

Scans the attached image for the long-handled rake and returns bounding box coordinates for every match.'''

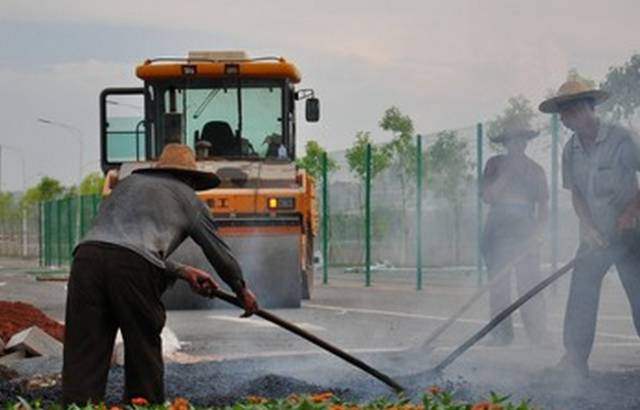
[428,257,577,374]
[209,288,406,393]
[411,234,544,355]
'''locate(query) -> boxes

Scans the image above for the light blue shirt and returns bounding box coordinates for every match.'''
[562,121,640,241]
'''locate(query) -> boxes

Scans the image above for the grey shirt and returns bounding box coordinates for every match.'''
[78,172,245,293]
[562,121,640,241]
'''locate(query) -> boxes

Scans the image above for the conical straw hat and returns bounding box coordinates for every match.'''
[490,116,540,144]
[133,143,220,190]
[539,79,609,113]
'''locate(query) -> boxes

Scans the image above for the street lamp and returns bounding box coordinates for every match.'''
[37,118,85,247]
[37,118,84,188]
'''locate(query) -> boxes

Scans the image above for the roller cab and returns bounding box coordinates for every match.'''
[99,51,320,308]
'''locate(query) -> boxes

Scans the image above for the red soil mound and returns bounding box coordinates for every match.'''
[0,301,64,343]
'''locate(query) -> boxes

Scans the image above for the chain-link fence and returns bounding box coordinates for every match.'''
[19,114,580,287]
[319,114,579,288]
[40,194,101,267]
[0,206,40,258]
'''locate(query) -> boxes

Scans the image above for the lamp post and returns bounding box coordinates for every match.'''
[37,118,85,256]
[37,118,84,187]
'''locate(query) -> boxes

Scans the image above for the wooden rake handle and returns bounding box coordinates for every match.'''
[210,288,405,393]
[431,257,577,374]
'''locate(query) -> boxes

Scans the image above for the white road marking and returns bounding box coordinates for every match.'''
[594,342,640,347]
[207,315,325,331]
[305,303,639,342]
[549,313,634,321]
[596,332,639,341]
[168,346,405,363]
[304,303,486,325]
[0,282,6,287]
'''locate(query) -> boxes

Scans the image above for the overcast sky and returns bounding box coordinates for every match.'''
[0,0,638,191]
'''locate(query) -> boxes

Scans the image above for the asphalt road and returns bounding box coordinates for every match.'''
[1,258,640,408]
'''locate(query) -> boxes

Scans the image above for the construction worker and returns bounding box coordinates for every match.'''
[539,79,640,377]
[62,144,259,406]
[481,117,549,346]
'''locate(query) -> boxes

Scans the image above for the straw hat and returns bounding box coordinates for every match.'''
[490,117,540,144]
[133,143,220,190]
[539,79,609,113]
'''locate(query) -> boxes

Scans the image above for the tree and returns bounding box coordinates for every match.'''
[296,140,338,180]
[20,177,65,209]
[487,95,537,152]
[0,192,19,222]
[79,172,105,196]
[345,131,391,183]
[345,131,392,262]
[427,130,473,263]
[379,106,417,264]
[599,54,640,126]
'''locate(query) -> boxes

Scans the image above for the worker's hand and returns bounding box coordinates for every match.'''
[179,266,219,297]
[617,207,638,232]
[584,224,608,249]
[237,287,259,318]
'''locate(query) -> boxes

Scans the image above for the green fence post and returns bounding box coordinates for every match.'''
[416,134,423,291]
[365,143,372,287]
[67,197,73,264]
[79,195,85,238]
[39,202,44,267]
[322,152,329,285]
[44,201,51,266]
[56,199,62,267]
[551,114,560,272]
[476,122,484,286]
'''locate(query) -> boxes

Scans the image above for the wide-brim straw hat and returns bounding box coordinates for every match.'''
[490,117,540,144]
[539,79,609,113]
[133,143,220,190]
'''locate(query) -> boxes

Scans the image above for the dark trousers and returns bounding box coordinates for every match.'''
[62,244,168,406]
[563,236,640,364]
[482,208,547,343]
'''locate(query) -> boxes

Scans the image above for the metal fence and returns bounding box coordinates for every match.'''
[40,194,101,267]
[319,114,580,288]
[0,206,40,258]
[24,114,581,291]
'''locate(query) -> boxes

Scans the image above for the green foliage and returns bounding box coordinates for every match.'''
[426,131,473,207]
[63,186,79,200]
[379,106,421,262]
[486,95,537,151]
[380,106,414,137]
[0,191,19,220]
[599,54,640,123]
[345,131,391,182]
[79,172,106,196]
[296,141,338,180]
[6,390,544,409]
[426,130,473,263]
[380,106,419,184]
[20,176,65,209]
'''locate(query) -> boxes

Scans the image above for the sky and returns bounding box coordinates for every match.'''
[0,0,638,191]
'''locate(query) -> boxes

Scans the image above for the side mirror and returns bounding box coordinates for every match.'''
[305,98,320,122]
